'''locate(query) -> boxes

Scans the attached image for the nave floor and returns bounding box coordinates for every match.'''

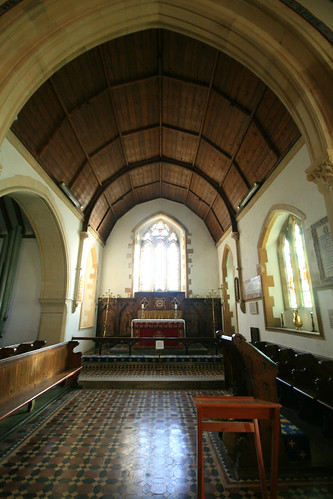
[0,383,332,498]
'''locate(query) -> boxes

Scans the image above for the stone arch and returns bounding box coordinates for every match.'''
[257,204,319,332]
[0,177,69,344]
[0,0,331,170]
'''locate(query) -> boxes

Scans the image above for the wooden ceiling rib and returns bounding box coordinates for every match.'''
[11,29,301,244]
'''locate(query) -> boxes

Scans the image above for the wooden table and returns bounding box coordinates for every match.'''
[194,396,281,499]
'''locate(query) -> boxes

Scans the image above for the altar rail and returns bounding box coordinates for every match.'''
[72,336,222,356]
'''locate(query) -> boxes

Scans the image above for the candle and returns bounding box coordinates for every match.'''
[175,303,178,309]
[141,303,144,309]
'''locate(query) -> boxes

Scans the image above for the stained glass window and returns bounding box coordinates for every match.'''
[278,216,312,309]
[139,220,180,291]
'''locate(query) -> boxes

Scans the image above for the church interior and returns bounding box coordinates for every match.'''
[0,0,332,497]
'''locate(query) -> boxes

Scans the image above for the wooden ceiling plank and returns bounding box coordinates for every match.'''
[89,135,120,159]
[49,77,102,190]
[252,116,279,160]
[68,75,159,116]
[218,87,271,194]
[184,50,219,204]
[89,122,232,165]
[158,29,163,168]
[12,29,301,244]
[99,45,137,204]
[211,86,252,117]
[38,117,67,157]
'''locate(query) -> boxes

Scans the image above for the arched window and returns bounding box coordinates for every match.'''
[278,216,312,310]
[259,209,319,334]
[138,220,180,292]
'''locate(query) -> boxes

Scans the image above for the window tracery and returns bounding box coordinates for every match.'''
[138,220,180,292]
[278,216,312,310]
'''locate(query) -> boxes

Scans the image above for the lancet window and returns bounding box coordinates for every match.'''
[278,216,312,309]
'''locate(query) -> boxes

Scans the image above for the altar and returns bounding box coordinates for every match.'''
[131,319,186,348]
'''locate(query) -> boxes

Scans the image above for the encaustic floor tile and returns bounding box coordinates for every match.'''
[0,388,332,498]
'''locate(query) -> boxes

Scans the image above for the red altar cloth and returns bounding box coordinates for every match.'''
[131,319,185,348]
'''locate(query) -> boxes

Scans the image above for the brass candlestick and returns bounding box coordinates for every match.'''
[206,288,221,337]
[98,290,117,337]
[292,309,303,330]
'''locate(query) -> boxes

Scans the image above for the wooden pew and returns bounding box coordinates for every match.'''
[253,339,333,437]
[218,333,282,474]
[220,332,279,402]
[0,341,82,421]
[0,340,46,359]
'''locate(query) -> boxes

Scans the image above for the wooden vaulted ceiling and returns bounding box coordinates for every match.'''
[11,29,301,244]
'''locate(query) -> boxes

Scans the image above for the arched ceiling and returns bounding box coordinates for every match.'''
[11,29,301,244]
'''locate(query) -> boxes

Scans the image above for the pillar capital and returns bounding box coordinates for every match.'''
[306,150,333,188]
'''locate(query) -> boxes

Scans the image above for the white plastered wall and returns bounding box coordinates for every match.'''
[0,134,103,348]
[218,143,332,357]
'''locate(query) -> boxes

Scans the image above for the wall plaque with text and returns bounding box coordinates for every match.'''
[311,217,333,283]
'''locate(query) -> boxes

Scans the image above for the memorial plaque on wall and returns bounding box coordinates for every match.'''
[311,217,333,283]
[242,275,262,301]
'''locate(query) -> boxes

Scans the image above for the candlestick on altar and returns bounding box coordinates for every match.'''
[174,302,178,319]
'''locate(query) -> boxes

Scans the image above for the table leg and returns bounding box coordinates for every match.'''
[270,409,280,499]
[197,408,204,498]
[253,418,268,499]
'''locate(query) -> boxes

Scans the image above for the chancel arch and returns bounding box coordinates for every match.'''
[0,0,332,235]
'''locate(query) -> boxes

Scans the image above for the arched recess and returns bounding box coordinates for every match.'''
[221,245,237,335]
[258,204,319,334]
[0,177,69,344]
[132,212,188,295]
[0,0,331,180]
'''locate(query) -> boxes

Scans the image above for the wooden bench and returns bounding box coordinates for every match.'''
[253,340,333,437]
[0,340,46,359]
[0,341,82,421]
[217,333,285,474]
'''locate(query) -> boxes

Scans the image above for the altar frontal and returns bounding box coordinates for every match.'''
[131,319,185,348]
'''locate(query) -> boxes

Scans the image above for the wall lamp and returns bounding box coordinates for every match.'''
[237,182,260,211]
[59,182,82,209]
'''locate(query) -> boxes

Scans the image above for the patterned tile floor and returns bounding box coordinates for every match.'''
[80,363,225,381]
[0,387,332,498]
